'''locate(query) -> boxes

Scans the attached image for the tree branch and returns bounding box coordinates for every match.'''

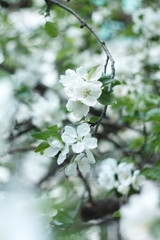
[46,0,115,79]
[77,167,93,203]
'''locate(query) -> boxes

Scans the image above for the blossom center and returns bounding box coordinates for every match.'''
[76,136,83,142]
[83,89,91,97]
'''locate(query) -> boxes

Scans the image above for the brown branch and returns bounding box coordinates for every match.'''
[0,0,32,10]
[46,0,115,78]
[8,146,36,155]
[77,167,93,203]
[0,64,15,74]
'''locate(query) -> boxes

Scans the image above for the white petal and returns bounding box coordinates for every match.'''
[57,145,69,165]
[48,138,63,149]
[90,66,103,81]
[75,104,89,117]
[86,149,95,163]
[84,136,97,149]
[65,162,77,176]
[83,96,97,106]
[66,99,75,111]
[64,126,77,138]
[75,153,85,162]
[62,133,75,144]
[78,161,90,174]
[57,154,66,165]
[44,147,60,157]
[76,66,87,78]
[66,100,89,118]
[72,141,85,153]
[77,123,90,137]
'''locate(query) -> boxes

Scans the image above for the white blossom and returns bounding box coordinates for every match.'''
[98,158,118,191]
[120,181,160,240]
[132,7,160,38]
[31,91,65,128]
[65,149,95,176]
[44,137,69,165]
[62,123,97,154]
[74,80,102,107]
[98,159,145,195]
[117,162,133,195]
[60,66,103,118]
[132,169,145,191]
[66,99,89,119]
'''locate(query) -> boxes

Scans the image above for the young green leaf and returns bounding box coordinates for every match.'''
[31,130,61,141]
[35,142,50,153]
[45,21,58,38]
[88,65,99,79]
[47,125,58,131]
[98,88,117,105]
[89,116,99,124]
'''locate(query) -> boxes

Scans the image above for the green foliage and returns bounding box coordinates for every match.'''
[31,125,61,141]
[112,210,120,218]
[145,108,160,122]
[141,166,160,180]
[35,142,50,154]
[98,87,117,105]
[89,116,99,123]
[53,209,73,225]
[45,21,58,38]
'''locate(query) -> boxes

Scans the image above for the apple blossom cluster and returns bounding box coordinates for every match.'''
[98,158,145,195]
[60,66,103,119]
[44,123,97,175]
[31,91,65,128]
[120,181,160,240]
[132,7,160,38]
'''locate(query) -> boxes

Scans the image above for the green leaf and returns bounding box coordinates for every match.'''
[112,210,120,218]
[47,125,58,131]
[53,210,73,224]
[89,116,99,123]
[141,167,160,180]
[99,74,120,87]
[88,65,99,79]
[35,142,50,153]
[98,88,117,105]
[31,130,61,141]
[45,21,58,38]
[145,108,160,122]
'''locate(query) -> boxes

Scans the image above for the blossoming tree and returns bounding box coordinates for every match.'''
[0,0,160,239]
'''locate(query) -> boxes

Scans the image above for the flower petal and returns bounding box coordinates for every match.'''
[77,123,90,137]
[62,133,75,144]
[65,162,77,176]
[72,141,85,153]
[78,159,90,174]
[84,136,97,149]
[64,126,77,138]
[44,147,60,157]
[86,149,95,163]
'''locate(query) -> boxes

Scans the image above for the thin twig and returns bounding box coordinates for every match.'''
[77,167,93,203]
[47,0,115,79]
[8,146,36,154]
[93,106,107,135]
